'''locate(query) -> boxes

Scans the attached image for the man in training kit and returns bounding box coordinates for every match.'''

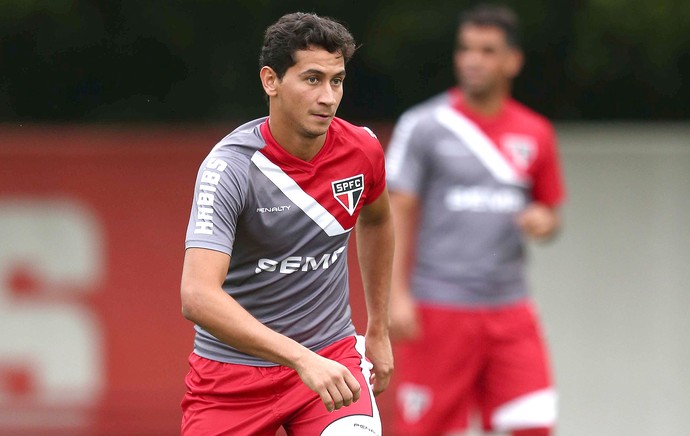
[386,4,565,436]
[180,12,393,436]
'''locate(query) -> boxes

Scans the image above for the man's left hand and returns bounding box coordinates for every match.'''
[364,331,394,396]
[517,203,560,241]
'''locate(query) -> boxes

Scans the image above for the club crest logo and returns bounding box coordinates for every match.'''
[331,174,364,216]
[502,134,537,170]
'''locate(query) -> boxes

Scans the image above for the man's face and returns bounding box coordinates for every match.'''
[272,47,346,139]
[454,24,522,98]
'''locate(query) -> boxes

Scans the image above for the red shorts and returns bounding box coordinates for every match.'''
[181,335,381,436]
[394,300,557,434]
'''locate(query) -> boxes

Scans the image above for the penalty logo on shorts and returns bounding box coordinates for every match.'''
[331,174,364,216]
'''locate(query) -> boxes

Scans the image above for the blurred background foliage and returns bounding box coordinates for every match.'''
[1,0,688,122]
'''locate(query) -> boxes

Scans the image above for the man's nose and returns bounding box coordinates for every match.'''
[318,83,338,106]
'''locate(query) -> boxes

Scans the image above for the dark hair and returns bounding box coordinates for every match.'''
[260,12,357,79]
[459,4,521,48]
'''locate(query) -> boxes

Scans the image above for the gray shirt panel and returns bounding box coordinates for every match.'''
[185,118,356,365]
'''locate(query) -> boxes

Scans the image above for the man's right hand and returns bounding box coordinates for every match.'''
[389,290,420,341]
[294,352,362,412]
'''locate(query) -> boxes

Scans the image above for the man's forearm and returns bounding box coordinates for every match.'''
[389,191,420,295]
[356,215,394,332]
[182,281,312,369]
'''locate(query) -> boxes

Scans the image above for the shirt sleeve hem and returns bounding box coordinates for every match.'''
[185,240,233,256]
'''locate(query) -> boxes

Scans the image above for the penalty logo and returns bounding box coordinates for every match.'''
[331,174,364,216]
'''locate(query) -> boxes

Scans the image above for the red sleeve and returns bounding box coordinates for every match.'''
[531,123,565,207]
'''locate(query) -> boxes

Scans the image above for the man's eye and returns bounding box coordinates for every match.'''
[332,78,343,86]
[307,77,319,84]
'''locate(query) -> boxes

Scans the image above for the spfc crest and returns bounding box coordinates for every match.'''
[331,174,364,216]
[502,134,537,170]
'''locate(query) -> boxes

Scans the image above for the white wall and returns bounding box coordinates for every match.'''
[529,123,690,436]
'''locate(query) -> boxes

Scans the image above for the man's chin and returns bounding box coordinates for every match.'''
[303,124,331,138]
[462,85,492,99]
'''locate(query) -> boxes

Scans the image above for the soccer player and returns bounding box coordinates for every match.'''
[179,13,393,436]
[386,4,565,436]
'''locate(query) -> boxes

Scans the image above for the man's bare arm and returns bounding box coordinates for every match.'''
[356,189,395,395]
[180,248,361,411]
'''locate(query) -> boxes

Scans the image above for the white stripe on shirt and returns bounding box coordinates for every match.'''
[435,106,527,187]
[251,151,351,236]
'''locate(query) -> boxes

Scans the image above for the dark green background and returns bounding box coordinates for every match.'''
[2,0,688,122]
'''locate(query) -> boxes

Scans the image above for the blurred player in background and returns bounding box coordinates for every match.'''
[386,4,565,436]
[179,12,393,435]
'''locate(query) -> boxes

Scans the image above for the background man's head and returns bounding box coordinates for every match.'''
[454,4,524,99]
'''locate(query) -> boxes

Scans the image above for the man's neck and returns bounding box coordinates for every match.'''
[267,117,326,162]
[460,86,510,117]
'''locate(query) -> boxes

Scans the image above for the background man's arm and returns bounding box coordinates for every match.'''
[387,191,421,340]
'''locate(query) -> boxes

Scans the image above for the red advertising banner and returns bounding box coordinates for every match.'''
[0,124,394,435]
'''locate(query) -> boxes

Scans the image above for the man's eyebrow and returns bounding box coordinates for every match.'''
[298,69,347,77]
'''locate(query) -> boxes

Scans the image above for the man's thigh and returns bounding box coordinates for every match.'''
[394,305,488,435]
[480,302,557,432]
[182,336,383,436]
[181,353,285,436]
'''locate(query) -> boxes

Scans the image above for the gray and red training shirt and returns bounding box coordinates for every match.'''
[386,88,565,307]
[185,117,386,366]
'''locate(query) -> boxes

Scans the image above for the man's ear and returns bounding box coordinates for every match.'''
[260,66,279,97]
[506,48,524,79]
